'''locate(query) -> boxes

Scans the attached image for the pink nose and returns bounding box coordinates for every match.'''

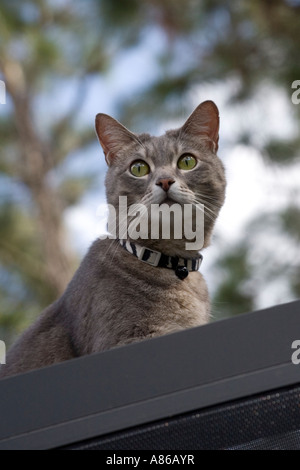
[156,178,175,192]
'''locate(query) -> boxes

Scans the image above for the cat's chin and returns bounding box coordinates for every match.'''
[159,197,174,206]
[158,196,192,206]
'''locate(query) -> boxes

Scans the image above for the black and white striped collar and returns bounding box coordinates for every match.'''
[118,239,203,280]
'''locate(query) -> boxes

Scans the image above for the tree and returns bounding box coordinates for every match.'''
[0,0,107,343]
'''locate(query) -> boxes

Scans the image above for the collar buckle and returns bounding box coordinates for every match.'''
[138,247,161,267]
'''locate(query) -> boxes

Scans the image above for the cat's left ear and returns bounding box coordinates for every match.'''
[181,100,219,153]
[95,113,138,165]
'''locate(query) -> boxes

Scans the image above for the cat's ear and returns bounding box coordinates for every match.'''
[95,113,138,165]
[181,100,219,153]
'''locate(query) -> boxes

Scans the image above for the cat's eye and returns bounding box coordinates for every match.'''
[130,160,150,177]
[177,154,197,171]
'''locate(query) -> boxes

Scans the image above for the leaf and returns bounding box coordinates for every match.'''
[264,139,300,165]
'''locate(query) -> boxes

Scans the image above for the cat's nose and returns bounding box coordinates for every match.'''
[156,178,175,192]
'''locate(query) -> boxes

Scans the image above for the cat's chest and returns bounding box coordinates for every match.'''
[156,272,209,317]
[74,249,210,351]
[115,267,210,328]
[89,242,210,328]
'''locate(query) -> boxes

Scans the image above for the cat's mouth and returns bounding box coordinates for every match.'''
[159,196,179,206]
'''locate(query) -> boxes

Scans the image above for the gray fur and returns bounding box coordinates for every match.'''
[0,101,226,378]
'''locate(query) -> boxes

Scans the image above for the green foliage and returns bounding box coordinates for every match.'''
[0,0,105,344]
[58,176,95,207]
[0,202,56,347]
[0,203,54,302]
[264,139,300,165]
[280,206,300,240]
[212,245,254,318]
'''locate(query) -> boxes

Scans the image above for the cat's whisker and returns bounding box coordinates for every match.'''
[140,196,153,208]
[194,195,221,207]
[192,198,218,222]
[190,201,216,223]
[195,192,223,208]
[193,196,218,214]
[194,194,222,213]
[195,199,219,214]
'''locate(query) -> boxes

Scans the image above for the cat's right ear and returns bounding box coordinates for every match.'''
[181,100,219,153]
[95,114,138,166]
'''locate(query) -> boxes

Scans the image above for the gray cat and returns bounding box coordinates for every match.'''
[0,100,226,378]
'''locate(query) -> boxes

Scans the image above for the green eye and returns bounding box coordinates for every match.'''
[130,160,150,177]
[177,154,197,171]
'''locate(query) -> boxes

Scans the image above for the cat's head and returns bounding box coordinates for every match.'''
[95,101,226,257]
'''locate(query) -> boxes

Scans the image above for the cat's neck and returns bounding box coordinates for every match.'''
[118,238,203,279]
[127,237,205,259]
